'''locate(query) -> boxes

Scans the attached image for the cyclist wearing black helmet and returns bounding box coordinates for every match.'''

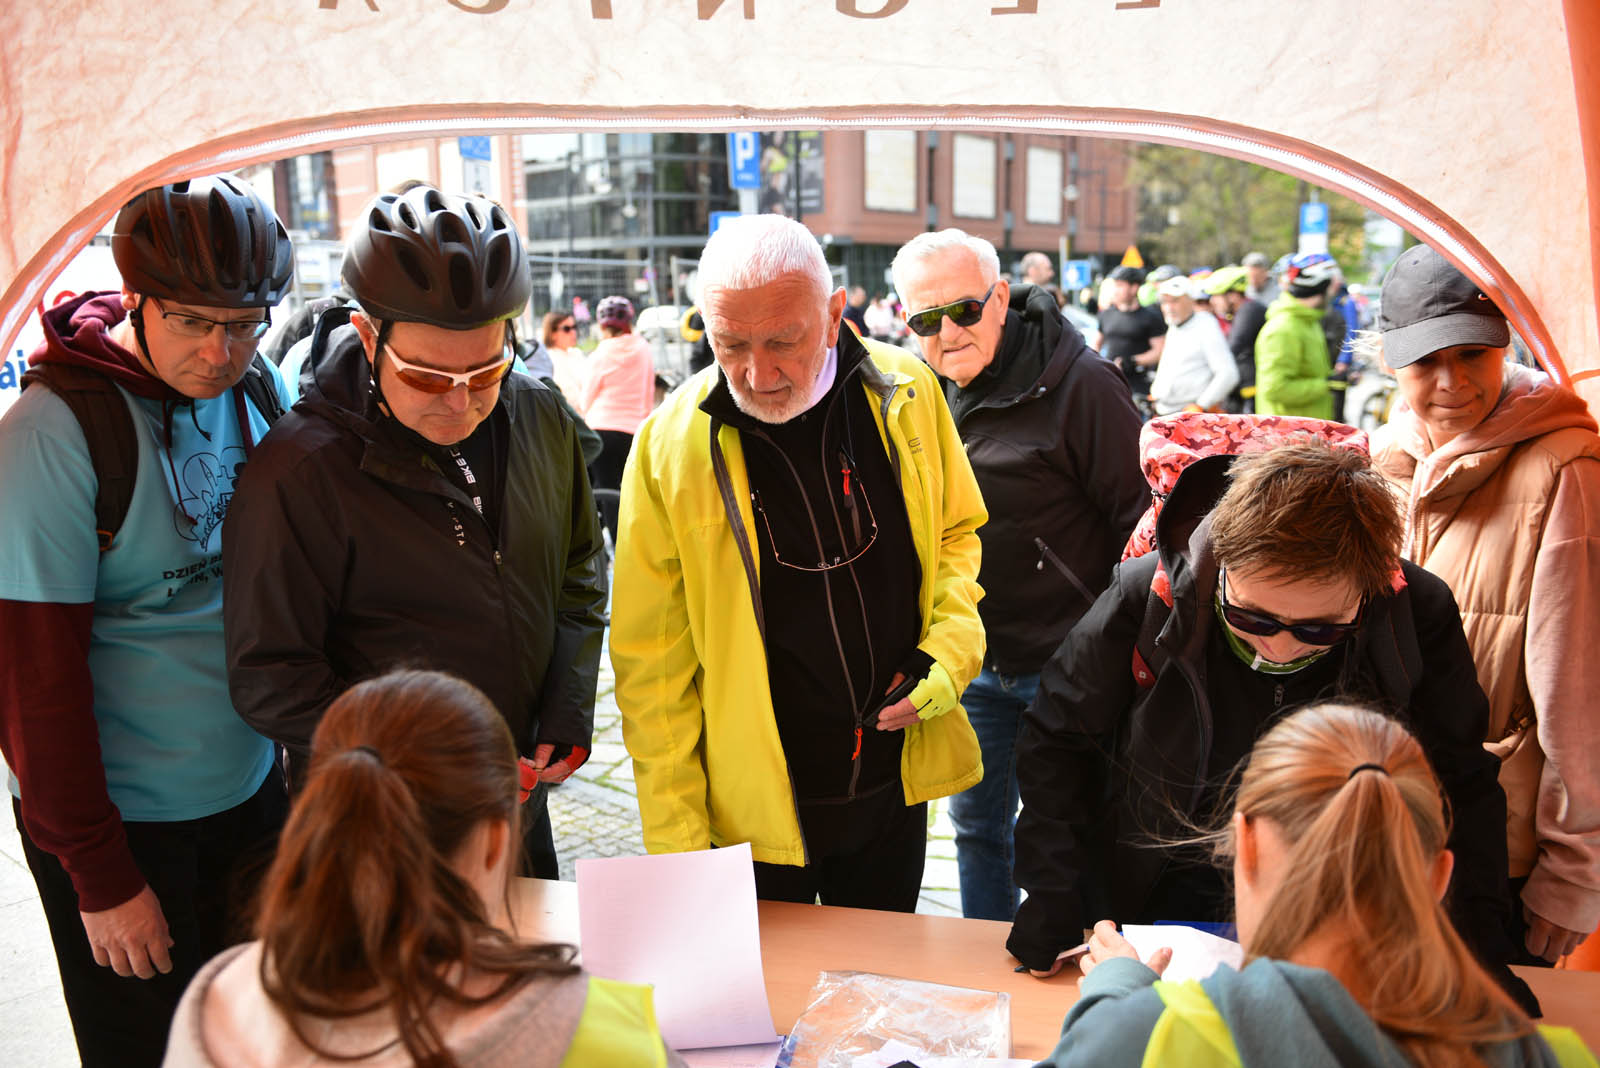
[0,175,294,1067]
[222,185,606,881]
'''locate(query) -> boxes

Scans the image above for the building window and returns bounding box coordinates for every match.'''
[1025,146,1063,225]
[952,134,997,219]
[863,130,918,213]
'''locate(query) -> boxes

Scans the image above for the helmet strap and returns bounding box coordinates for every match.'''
[128,296,157,373]
[367,317,394,416]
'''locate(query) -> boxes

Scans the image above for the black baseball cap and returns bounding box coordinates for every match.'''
[1110,265,1145,284]
[1377,245,1509,368]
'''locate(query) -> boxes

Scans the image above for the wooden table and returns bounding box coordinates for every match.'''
[513,879,1600,1061]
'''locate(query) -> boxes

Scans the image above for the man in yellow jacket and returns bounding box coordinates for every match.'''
[612,214,986,911]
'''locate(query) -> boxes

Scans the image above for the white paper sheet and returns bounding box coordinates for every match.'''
[1120,924,1244,984]
[576,843,780,1051]
[680,1041,783,1068]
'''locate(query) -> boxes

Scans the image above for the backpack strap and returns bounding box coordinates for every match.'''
[1131,579,1171,689]
[1365,574,1425,703]
[20,363,138,553]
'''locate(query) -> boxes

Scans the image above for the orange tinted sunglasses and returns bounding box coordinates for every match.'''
[382,336,514,394]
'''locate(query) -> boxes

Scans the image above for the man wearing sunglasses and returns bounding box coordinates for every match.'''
[222,186,607,883]
[0,176,295,1066]
[1008,437,1534,1013]
[890,229,1145,923]
[611,214,986,912]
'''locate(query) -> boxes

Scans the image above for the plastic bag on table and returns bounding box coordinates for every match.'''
[774,970,1010,1068]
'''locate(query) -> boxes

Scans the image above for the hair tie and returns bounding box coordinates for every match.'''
[351,744,384,765]
[1348,762,1387,780]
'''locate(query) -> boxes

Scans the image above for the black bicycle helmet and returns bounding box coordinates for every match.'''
[112,175,293,308]
[342,186,531,328]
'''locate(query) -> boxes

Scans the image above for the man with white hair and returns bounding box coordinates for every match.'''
[891,228,1144,921]
[611,214,986,911]
[1149,275,1239,415]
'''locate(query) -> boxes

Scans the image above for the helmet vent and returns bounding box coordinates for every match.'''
[396,247,432,293]
[396,201,420,232]
[463,200,485,227]
[436,212,468,249]
[448,254,475,311]
[368,207,393,234]
[483,241,509,290]
[422,188,448,215]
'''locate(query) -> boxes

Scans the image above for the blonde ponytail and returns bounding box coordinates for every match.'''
[1228,703,1530,1068]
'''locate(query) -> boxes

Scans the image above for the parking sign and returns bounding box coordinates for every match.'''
[728,133,760,190]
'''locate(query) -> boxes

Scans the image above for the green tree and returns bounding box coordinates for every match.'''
[1131,145,1369,280]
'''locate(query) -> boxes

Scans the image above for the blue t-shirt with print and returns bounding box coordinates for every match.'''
[0,372,289,821]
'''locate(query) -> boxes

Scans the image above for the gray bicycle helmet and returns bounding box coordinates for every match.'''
[112,175,293,308]
[342,186,530,328]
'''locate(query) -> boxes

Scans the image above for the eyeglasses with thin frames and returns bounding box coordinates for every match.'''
[904,282,998,337]
[149,298,270,342]
[751,474,878,572]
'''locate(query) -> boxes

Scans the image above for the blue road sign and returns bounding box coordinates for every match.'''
[1062,259,1093,292]
[728,133,760,190]
[1299,202,1330,236]
[458,136,491,162]
[710,211,741,236]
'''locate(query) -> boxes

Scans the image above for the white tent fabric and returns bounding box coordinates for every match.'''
[2,0,1595,405]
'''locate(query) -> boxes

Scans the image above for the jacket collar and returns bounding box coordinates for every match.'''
[1384,363,1599,502]
[948,283,1082,416]
[699,325,890,430]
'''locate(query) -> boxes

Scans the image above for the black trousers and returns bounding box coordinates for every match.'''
[521,780,560,879]
[588,429,634,543]
[15,773,287,1068]
[753,783,927,913]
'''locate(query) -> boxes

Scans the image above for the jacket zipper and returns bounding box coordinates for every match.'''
[815,386,872,802]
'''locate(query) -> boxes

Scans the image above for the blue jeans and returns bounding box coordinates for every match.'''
[948,666,1037,920]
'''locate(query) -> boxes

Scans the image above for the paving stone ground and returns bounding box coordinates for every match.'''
[0,631,967,1064]
[550,635,965,916]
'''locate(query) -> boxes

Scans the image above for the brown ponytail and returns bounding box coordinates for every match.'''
[1226,702,1530,1067]
[253,669,577,1067]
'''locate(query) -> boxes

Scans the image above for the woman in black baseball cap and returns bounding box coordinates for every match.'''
[1368,245,1600,968]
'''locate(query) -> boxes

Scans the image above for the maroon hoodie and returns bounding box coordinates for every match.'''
[0,292,187,911]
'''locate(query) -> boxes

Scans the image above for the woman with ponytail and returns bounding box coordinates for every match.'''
[1037,702,1596,1068]
[163,669,682,1067]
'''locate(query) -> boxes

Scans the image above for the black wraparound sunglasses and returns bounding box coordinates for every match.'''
[1218,569,1363,647]
[904,283,998,337]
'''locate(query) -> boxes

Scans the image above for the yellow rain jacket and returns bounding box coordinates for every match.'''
[611,343,986,866]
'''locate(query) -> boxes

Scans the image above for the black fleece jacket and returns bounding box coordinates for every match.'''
[1008,454,1534,1013]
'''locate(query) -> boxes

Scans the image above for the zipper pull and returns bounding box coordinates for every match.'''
[840,453,855,509]
[851,726,863,761]
[1273,683,1284,710]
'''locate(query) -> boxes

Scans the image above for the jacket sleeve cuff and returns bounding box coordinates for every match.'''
[1079,955,1163,999]
[58,832,147,914]
[1521,863,1600,936]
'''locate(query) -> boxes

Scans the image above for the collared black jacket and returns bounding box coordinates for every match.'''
[947,283,1146,674]
[1008,455,1530,1009]
[222,326,606,769]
